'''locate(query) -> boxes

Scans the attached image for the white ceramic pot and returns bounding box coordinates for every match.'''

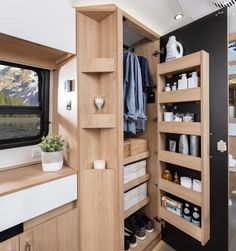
[42,150,63,172]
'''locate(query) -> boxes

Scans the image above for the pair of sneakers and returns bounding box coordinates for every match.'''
[125,213,154,242]
[124,228,137,251]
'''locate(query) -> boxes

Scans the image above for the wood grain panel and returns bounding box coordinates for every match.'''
[158,52,201,75]
[159,151,201,171]
[159,207,201,242]
[80,170,117,251]
[0,33,73,69]
[0,164,77,196]
[82,58,115,73]
[158,88,201,103]
[159,179,201,206]
[158,122,201,135]
[0,236,19,251]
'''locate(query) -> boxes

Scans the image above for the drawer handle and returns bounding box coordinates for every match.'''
[26,240,33,251]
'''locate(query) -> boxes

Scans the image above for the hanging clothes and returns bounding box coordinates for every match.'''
[138,56,153,90]
[123,51,147,134]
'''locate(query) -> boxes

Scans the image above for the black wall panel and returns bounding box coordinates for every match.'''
[160,9,228,251]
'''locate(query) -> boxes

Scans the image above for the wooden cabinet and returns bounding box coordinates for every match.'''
[76,4,210,251]
[20,209,78,251]
[0,236,19,251]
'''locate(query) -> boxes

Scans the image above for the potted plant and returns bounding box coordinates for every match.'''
[39,135,64,172]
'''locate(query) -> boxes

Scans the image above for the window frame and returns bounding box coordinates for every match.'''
[0,60,50,149]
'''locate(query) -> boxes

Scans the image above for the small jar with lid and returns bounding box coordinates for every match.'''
[165,83,171,92]
[192,206,201,226]
[162,169,172,181]
[183,203,192,222]
[172,82,177,91]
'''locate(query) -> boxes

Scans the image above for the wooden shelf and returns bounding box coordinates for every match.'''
[0,33,74,70]
[0,164,77,197]
[158,51,201,75]
[132,229,161,251]
[80,114,116,128]
[82,58,115,73]
[159,151,201,172]
[158,122,201,136]
[159,179,201,206]
[124,197,150,219]
[124,173,151,192]
[159,207,201,242]
[158,88,201,104]
[124,151,150,165]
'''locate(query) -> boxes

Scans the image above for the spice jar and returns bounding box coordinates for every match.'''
[162,169,172,181]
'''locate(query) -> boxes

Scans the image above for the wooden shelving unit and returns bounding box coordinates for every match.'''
[124,151,150,165]
[124,197,151,219]
[157,51,210,246]
[124,173,151,192]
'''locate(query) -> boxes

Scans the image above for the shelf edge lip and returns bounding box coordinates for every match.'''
[124,173,151,192]
[159,178,202,206]
[159,150,202,172]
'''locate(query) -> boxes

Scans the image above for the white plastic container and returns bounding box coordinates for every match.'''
[124,183,147,210]
[178,73,188,90]
[124,160,146,184]
[188,72,199,88]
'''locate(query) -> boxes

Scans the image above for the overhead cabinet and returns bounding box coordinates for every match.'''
[77,4,210,250]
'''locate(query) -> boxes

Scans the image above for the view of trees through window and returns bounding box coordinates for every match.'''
[0,63,41,141]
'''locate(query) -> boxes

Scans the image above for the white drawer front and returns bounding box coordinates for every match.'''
[0,174,77,232]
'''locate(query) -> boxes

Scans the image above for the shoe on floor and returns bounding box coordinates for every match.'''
[125,229,137,248]
[138,213,155,233]
[124,236,131,251]
[125,215,146,240]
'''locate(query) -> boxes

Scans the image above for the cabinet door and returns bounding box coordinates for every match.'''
[0,236,19,251]
[20,209,78,251]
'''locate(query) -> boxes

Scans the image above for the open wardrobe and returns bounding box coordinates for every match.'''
[77,4,210,251]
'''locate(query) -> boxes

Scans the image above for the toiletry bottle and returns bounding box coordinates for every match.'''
[179,135,189,155]
[190,135,199,157]
[188,71,199,88]
[178,73,188,90]
[183,203,192,222]
[165,83,171,92]
[172,82,177,91]
[192,207,201,226]
[173,172,180,184]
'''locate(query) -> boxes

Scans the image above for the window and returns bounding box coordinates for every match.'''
[0,61,50,149]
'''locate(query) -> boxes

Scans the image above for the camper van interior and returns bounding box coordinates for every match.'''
[0,0,235,251]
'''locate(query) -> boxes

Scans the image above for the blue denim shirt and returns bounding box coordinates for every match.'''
[123,51,146,134]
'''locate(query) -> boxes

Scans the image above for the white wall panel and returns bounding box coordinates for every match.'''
[0,0,76,53]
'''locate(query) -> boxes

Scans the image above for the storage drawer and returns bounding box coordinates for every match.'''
[124,160,147,184]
